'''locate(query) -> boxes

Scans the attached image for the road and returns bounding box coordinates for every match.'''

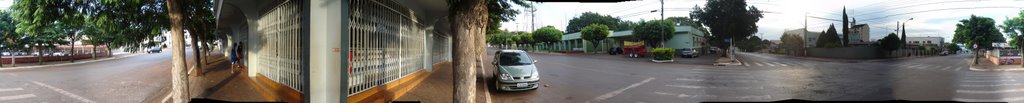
[484,50,1024,103]
[0,49,198,103]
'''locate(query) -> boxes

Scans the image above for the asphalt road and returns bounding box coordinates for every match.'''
[0,49,195,103]
[484,50,1024,103]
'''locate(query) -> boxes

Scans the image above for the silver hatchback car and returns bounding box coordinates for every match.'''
[492,50,540,91]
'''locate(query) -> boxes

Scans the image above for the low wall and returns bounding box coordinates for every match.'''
[0,52,111,64]
[806,46,880,59]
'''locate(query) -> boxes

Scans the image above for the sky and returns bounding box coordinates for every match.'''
[499,0,1024,42]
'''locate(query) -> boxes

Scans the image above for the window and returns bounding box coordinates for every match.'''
[498,52,533,66]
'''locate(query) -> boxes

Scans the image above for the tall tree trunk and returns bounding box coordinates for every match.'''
[451,0,487,102]
[165,0,190,102]
[70,38,75,63]
[107,45,112,57]
[92,45,96,60]
[190,33,203,76]
[36,46,42,65]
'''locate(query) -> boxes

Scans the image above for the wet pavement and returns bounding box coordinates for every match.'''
[483,50,1024,103]
[0,49,199,103]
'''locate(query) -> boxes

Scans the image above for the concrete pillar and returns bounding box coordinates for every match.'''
[309,0,344,102]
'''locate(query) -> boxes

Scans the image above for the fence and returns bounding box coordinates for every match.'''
[254,0,305,93]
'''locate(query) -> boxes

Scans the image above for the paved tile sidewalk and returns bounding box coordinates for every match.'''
[969,59,1024,71]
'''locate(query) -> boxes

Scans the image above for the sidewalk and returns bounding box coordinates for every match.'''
[395,62,494,103]
[0,53,142,70]
[969,59,1024,71]
[145,52,277,103]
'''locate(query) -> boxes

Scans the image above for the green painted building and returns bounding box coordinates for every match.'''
[555,25,706,52]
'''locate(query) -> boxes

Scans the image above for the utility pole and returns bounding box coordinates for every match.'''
[530,2,537,31]
[660,0,665,47]
[803,12,807,56]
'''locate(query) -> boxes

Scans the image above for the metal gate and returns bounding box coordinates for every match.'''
[255,0,304,93]
[347,0,435,96]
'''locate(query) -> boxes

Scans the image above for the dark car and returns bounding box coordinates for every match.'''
[147,47,162,53]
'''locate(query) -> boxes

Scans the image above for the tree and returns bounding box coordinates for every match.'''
[666,17,710,36]
[691,0,763,57]
[616,21,637,31]
[953,15,1004,65]
[0,10,17,67]
[1000,9,1024,67]
[515,33,535,49]
[632,20,674,47]
[780,33,804,55]
[448,0,529,102]
[842,7,849,47]
[581,24,609,52]
[945,43,962,53]
[817,24,842,48]
[737,36,766,52]
[878,33,901,57]
[566,12,621,33]
[532,26,564,51]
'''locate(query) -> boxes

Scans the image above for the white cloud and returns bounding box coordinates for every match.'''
[501,0,1024,43]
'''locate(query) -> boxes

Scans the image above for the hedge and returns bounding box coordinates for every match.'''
[652,48,675,60]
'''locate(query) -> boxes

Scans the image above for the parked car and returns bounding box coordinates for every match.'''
[608,47,622,55]
[491,50,540,91]
[680,48,699,58]
[147,47,162,53]
[939,51,950,56]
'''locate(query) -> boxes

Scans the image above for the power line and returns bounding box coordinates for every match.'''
[852,0,979,17]
[858,6,1024,22]
[607,1,659,15]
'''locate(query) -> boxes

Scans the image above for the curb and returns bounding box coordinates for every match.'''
[0,53,144,71]
[968,67,1024,71]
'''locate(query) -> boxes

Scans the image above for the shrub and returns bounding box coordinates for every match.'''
[652,48,675,60]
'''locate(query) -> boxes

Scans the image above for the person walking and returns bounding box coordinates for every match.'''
[230,43,238,73]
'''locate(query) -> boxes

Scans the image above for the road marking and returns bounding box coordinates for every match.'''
[0,94,35,100]
[755,63,764,66]
[589,77,655,103]
[961,83,1024,87]
[775,62,788,66]
[665,84,765,89]
[764,62,776,66]
[961,79,1017,83]
[907,64,923,68]
[942,66,953,70]
[957,88,1024,94]
[675,78,703,82]
[31,81,96,103]
[0,88,23,92]
[954,97,1024,102]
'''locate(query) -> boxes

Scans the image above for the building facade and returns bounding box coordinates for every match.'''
[848,24,871,45]
[783,28,822,48]
[906,37,945,46]
[556,25,706,52]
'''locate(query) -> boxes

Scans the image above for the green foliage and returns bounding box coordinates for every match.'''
[532,26,564,44]
[690,0,763,50]
[581,24,610,49]
[1002,10,1024,49]
[945,43,961,53]
[736,36,767,51]
[953,15,1004,50]
[817,24,842,48]
[780,32,804,54]
[566,12,621,33]
[666,17,710,35]
[487,0,531,34]
[652,48,675,60]
[616,21,638,31]
[514,33,534,45]
[632,20,675,47]
[879,33,901,52]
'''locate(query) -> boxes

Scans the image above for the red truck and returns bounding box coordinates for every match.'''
[623,41,647,57]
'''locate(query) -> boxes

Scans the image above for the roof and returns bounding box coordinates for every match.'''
[561,25,702,41]
[852,24,868,28]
